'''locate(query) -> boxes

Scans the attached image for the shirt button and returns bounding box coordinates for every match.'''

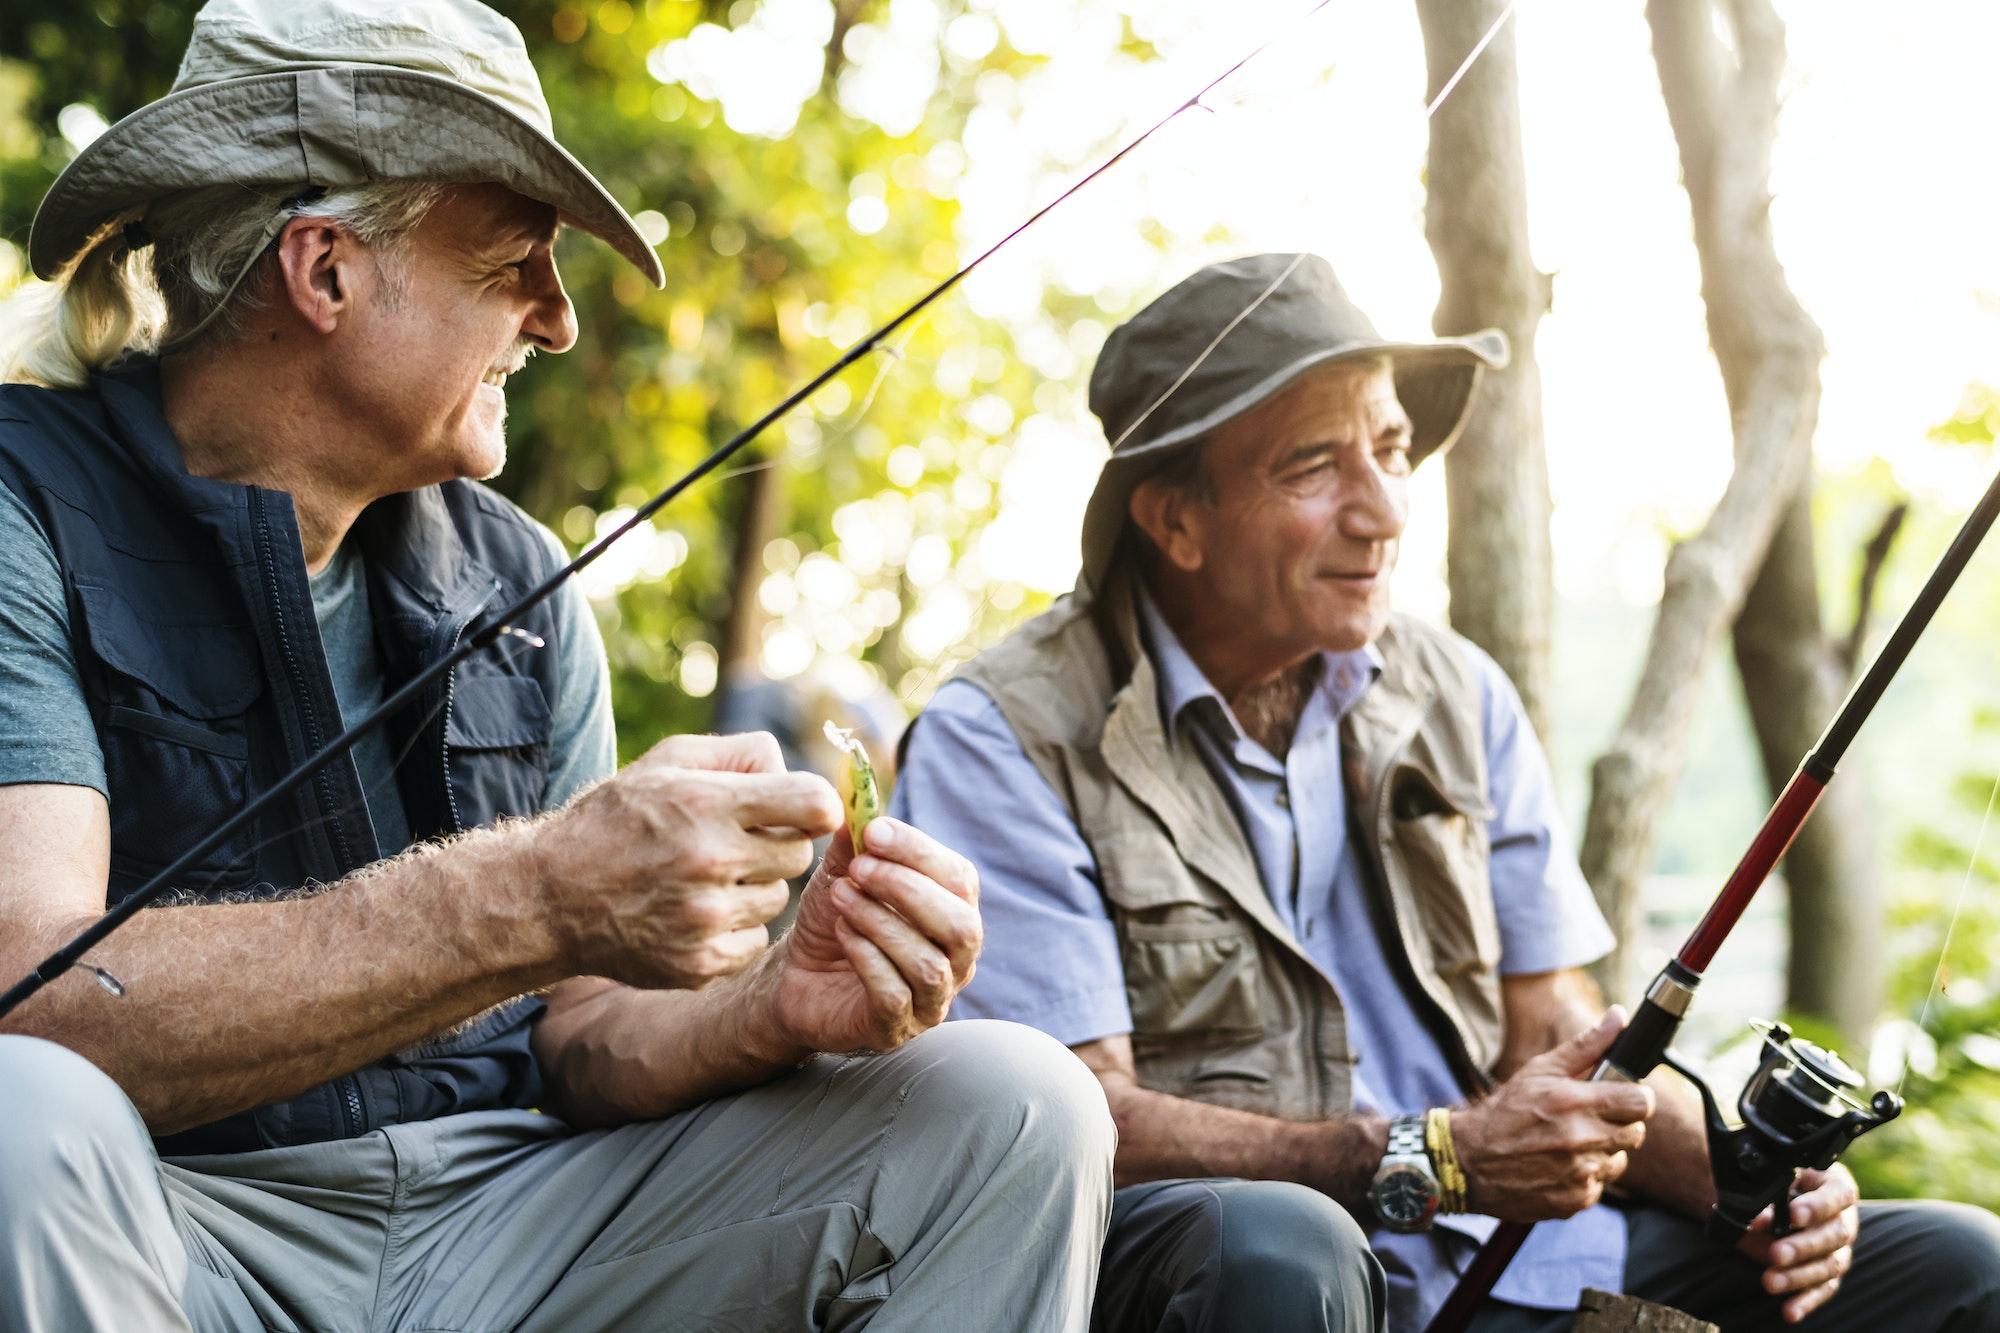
[1275,788,1290,809]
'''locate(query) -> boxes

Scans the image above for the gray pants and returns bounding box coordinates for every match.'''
[1471,1199,2000,1333]
[1092,1179,1387,1333]
[1094,1181,2000,1333]
[0,1022,1115,1332]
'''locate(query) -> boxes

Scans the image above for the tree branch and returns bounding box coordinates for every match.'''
[1581,0,1824,1000]
[1841,500,1909,675]
[824,0,871,84]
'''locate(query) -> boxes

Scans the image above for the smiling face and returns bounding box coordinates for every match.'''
[1128,358,1411,689]
[328,183,577,492]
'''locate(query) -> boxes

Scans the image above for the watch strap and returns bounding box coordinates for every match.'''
[1387,1113,1428,1159]
[1369,1113,1441,1234]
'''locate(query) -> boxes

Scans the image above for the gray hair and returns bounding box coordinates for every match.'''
[0,180,443,389]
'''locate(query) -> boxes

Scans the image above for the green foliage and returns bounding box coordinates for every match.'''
[0,0,1121,766]
[1927,382,2000,450]
[1843,986,2000,1208]
[1843,712,2000,1209]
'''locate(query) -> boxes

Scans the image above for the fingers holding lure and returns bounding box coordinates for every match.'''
[824,720,882,853]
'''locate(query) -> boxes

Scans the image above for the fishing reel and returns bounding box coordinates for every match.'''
[1659,1020,1902,1244]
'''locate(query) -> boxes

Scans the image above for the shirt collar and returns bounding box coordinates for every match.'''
[1133,582,1383,751]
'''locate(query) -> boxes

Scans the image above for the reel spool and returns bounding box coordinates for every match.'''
[1661,1021,1902,1243]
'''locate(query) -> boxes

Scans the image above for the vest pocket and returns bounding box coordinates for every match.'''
[75,585,261,897]
[1391,802,1501,981]
[444,673,553,828]
[1122,918,1266,1038]
[100,702,256,896]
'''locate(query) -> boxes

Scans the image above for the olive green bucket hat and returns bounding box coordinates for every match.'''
[1079,252,1508,595]
[28,0,664,289]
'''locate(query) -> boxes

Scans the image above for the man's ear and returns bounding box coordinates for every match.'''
[272,217,351,336]
[1128,477,1206,573]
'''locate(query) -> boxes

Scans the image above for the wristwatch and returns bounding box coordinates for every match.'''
[1369,1114,1442,1233]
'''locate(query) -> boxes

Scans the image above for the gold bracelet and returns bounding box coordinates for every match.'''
[1425,1106,1468,1215]
[1439,1110,1468,1214]
[1425,1108,1463,1214]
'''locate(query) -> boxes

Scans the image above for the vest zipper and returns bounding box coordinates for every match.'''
[339,1076,365,1137]
[249,487,361,873]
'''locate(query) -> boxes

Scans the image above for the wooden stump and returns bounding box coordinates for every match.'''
[1571,1288,1718,1333]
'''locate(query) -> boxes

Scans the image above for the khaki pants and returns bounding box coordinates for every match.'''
[0,1022,1114,1332]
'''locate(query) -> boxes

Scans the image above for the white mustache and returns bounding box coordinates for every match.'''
[488,341,537,378]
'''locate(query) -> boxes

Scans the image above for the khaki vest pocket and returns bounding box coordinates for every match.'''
[1122,920,1266,1037]
[1393,809,1501,980]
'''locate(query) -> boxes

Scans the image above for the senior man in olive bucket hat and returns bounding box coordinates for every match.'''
[894,251,2000,1333]
[0,2,1115,1330]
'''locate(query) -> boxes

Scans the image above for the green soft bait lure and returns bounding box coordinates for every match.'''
[824,720,881,851]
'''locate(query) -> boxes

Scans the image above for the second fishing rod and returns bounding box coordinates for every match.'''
[1422,461,2000,1333]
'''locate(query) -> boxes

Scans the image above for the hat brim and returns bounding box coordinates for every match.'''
[1078,330,1508,596]
[30,66,663,287]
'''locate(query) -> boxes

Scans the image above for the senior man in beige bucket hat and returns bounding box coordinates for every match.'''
[0,3,1110,1330]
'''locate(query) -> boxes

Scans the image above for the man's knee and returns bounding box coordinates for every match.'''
[1205,1181,1379,1311]
[0,1035,154,1202]
[901,1020,1115,1173]
[1928,1202,2000,1316]
[1101,1179,1381,1333]
[1861,1199,2000,1317]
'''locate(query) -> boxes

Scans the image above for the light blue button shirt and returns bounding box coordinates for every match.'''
[891,592,1623,1330]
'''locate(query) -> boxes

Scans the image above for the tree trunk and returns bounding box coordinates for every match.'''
[719,459,785,670]
[1582,0,1824,1002]
[1732,486,1883,1045]
[1415,0,1555,744]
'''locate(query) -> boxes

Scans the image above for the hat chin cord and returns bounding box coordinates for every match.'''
[152,188,325,357]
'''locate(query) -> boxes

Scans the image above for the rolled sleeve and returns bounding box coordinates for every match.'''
[1467,645,1616,975]
[889,680,1132,1046]
[0,482,106,794]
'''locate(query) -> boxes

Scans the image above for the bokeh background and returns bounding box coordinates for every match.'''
[6,0,2000,1207]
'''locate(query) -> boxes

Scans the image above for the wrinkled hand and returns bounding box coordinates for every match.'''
[1453,1008,1656,1222]
[532,732,840,989]
[1736,1165,1860,1323]
[769,817,981,1054]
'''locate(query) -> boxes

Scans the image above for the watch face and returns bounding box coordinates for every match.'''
[1372,1165,1439,1229]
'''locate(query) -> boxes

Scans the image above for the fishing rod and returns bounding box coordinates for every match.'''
[0,3,1355,1025]
[1422,462,2000,1333]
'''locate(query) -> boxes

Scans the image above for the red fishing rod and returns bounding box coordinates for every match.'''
[1423,462,2000,1333]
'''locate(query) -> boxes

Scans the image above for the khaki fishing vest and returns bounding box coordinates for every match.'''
[948,571,1506,1120]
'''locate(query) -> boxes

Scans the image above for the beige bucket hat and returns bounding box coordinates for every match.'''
[1079,253,1507,594]
[28,0,665,289]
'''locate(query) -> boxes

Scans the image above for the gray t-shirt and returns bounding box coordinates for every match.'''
[0,483,615,854]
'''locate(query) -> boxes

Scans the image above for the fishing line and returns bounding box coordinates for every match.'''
[1100,0,1521,453]
[1901,758,2000,1097]
[1426,0,1517,116]
[896,585,1000,708]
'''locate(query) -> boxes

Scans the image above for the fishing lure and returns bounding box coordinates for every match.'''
[824,720,881,852]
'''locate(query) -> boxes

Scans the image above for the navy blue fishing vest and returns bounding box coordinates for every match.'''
[0,364,566,1154]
